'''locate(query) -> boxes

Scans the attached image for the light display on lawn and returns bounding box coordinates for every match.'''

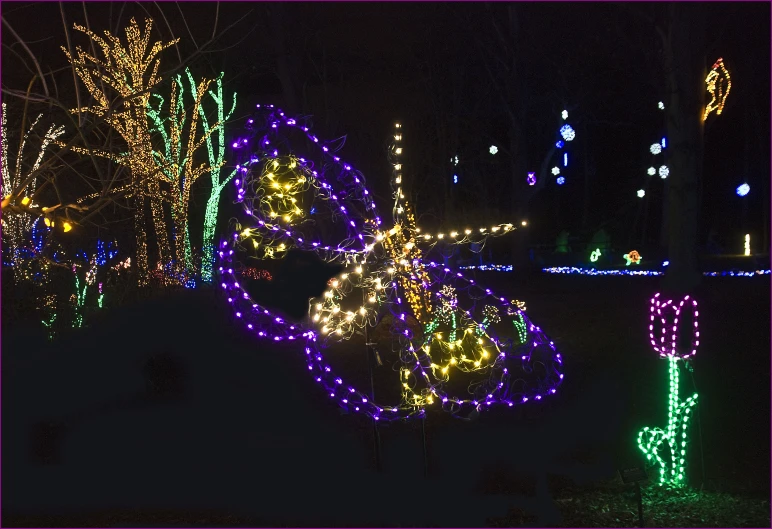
[703,58,731,122]
[624,250,642,266]
[590,248,601,263]
[218,108,564,421]
[744,234,751,256]
[638,293,700,486]
[736,183,750,197]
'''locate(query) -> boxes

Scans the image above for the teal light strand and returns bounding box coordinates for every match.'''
[198,73,237,283]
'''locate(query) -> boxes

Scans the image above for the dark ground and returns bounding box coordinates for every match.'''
[2,270,769,527]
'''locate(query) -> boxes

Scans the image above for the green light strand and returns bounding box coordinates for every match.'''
[198,72,237,283]
[637,356,698,486]
[73,271,88,329]
[513,312,527,344]
[42,313,57,341]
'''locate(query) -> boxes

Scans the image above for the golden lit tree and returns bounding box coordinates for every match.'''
[61,17,179,285]
[147,68,226,282]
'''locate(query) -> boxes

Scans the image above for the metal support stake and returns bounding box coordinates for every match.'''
[636,482,644,527]
[421,413,429,478]
[363,291,382,472]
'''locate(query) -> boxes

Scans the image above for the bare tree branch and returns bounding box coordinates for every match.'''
[1,16,50,99]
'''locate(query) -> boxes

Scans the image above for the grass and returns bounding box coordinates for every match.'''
[3,268,769,527]
[490,478,770,528]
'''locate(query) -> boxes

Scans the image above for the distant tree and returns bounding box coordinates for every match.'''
[1,102,65,281]
[658,4,706,292]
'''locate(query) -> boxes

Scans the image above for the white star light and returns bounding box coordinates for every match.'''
[489,145,498,155]
[650,143,662,155]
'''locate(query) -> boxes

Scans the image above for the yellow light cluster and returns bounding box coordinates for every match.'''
[310,258,387,338]
[703,57,731,122]
[239,155,315,259]
[380,222,434,322]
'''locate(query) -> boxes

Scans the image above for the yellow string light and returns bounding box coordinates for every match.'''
[61,17,179,286]
[236,155,315,259]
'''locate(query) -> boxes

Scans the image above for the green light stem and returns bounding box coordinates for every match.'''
[637,356,698,486]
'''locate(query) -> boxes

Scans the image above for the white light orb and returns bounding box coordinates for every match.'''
[647,167,656,176]
[560,124,576,141]
[650,143,662,155]
[637,189,646,198]
[659,165,669,179]
[489,145,498,155]
[551,166,561,175]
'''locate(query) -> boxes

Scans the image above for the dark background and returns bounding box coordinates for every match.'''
[1,1,769,257]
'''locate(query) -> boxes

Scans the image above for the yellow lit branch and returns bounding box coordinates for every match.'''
[61,17,179,285]
[1,102,65,280]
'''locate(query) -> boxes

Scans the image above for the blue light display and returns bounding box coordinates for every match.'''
[459,265,771,278]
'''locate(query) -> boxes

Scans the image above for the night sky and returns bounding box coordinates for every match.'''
[1,1,770,254]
